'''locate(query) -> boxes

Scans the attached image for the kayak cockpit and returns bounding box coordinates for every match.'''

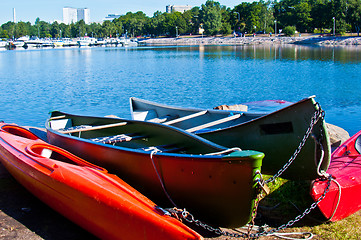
[26,144,106,171]
[355,136,361,154]
[1,124,39,140]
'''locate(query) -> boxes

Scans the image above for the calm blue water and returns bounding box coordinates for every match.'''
[1,45,361,136]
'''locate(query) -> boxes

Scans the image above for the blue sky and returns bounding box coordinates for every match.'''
[1,0,251,25]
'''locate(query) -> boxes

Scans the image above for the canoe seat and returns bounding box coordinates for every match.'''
[50,118,73,130]
[148,115,177,123]
[90,134,145,145]
[60,125,91,132]
[142,144,185,153]
[355,135,361,154]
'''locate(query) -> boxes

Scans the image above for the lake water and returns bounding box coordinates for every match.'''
[1,44,361,136]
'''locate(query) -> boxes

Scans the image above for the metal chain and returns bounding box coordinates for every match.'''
[164,102,330,239]
[166,174,333,239]
[265,103,325,184]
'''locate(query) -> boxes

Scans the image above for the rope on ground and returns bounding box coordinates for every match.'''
[234,225,313,240]
[270,231,313,240]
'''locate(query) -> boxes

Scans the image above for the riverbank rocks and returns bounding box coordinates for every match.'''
[214,104,248,111]
[138,36,361,46]
[326,123,350,150]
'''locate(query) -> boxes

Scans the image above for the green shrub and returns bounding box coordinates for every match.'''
[283,26,296,36]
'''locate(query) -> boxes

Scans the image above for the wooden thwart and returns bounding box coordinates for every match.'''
[49,115,66,120]
[163,110,208,125]
[186,114,242,133]
[60,122,127,134]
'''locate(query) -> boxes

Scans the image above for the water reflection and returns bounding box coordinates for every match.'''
[0,45,361,135]
[139,44,361,64]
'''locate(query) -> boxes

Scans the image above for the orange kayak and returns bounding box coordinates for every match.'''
[0,123,202,240]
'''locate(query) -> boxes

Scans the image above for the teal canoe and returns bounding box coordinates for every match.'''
[130,96,331,180]
[46,111,265,228]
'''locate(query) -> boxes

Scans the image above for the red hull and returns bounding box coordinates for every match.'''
[311,130,361,221]
[0,123,202,240]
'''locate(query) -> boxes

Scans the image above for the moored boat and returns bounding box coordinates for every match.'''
[0,123,202,240]
[0,41,7,48]
[310,130,361,221]
[130,96,331,180]
[77,37,97,47]
[46,111,265,228]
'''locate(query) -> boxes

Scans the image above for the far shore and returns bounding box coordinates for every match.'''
[138,34,361,46]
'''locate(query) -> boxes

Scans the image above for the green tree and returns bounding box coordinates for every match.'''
[50,21,60,38]
[182,8,199,34]
[146,11,166,36]
[311,0,331,33]
[75,20,87,37]
[200,0,222,35]
[347,0,361,35]
[162,12,185,36]
[101,20,116,37]
[220,6,232,35]
[188,7,201,34]
[0,28,9,39]
[119,11,149,37]
[329,0,347,34]
[59,23,71,38]
[88,22,103,38]
[1,21,15,39]
[234,1,273,34]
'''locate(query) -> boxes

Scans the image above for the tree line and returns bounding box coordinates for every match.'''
[1,0,361,39]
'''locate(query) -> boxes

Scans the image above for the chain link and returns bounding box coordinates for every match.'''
[265,102,325,184]
[166,174,333,239]
[164,102,330,239]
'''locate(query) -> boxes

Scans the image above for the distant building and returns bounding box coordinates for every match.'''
[166,5,192,13]
[13,8,16,23]
[63,7,77,24]
[104,14,121,22]
[63,7,90,24]
[78,8,90,24]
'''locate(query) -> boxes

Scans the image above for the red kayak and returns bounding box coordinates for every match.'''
[0,123,202,240]
[310,130,361,221]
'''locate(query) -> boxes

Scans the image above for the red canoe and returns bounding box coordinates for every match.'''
[0,123,202,240]
[310,130,361,221]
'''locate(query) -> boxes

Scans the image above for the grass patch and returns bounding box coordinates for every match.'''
[252,176,361,239]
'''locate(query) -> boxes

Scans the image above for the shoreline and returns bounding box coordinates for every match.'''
[138,35,361,46]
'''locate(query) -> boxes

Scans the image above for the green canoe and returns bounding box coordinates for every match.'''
[130,96,331,180]
[46,111,264,228]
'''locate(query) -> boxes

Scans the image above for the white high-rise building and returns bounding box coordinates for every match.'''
[166,5,192,13]
[77,8,90,24]
[63,7,90,24]
[63,7,77,24]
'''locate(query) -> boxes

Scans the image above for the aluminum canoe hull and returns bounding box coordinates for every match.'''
[130,96,331,180]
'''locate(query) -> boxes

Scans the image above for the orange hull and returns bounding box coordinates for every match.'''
[0,123,202,240]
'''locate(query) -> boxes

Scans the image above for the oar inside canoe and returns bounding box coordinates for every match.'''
[186,114,242,133]
[47,112,229,155]
[58,122,128,134]
[163,110,208,125]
